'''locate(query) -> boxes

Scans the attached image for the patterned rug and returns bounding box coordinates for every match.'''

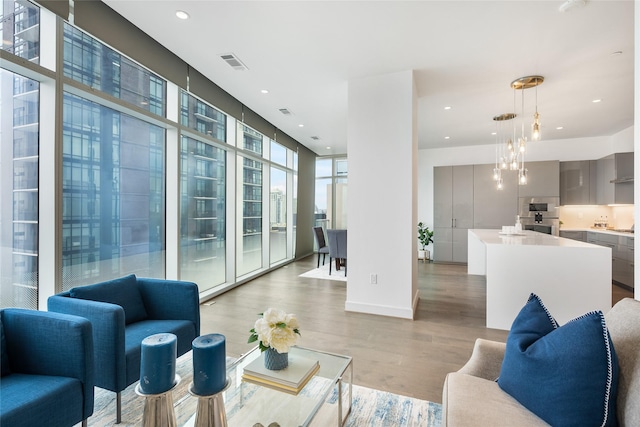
[88,353,441,427]
[299,262,347,282]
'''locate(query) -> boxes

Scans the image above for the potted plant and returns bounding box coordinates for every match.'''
[417,222,434,261]
[248,308,301,370]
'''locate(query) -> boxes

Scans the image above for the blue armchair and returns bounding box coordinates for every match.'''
[1,308,94,427]
[48,274,200,423]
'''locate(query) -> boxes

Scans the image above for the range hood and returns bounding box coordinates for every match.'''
[610,176,634,183]
[608,152,634,183]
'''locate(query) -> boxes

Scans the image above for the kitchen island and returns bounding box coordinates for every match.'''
[468,229,612,330]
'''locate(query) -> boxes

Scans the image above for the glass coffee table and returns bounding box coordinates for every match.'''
[174,346,353,426]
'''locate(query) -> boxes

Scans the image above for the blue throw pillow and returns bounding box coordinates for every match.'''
[70,274,148,324]
[498,294,619,427]
[1,317,10,376]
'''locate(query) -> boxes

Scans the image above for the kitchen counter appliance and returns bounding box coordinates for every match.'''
[518,197,560,235]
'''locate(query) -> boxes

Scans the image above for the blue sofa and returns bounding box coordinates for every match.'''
[48,274,200,423]
[1,308,94,427]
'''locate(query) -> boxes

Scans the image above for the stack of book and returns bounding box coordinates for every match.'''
[242,353,320,395]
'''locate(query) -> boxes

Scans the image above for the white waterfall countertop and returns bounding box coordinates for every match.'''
[468,229,612,330]
[470,229,598,247]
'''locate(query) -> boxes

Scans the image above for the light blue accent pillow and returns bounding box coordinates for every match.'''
[498,293,619,427]
[70,274,148,324]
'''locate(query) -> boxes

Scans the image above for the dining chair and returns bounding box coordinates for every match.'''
[313,226,330,268]
[327,229,347,276]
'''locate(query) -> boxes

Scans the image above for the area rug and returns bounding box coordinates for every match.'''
[88,353,441,426]
[299,262,347,282]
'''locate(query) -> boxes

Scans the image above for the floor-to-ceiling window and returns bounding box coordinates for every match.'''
[179,91,227,290]
[61,22,167,289]
[237,124,264,276]
[292,152,298,257]
[270,166,287,264]
[179,91,227,292]
[314,157,348,234]
[314,158,332,232]
[270,140,287,264]
[0,70,39,309]
[0,0,40,309]
[179,136,226,290]
[61,93,166,288]
[1,0,302,308]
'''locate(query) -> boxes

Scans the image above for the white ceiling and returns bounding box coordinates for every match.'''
[102,0,635,156]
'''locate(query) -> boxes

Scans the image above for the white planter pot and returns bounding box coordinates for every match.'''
[418,249,430,262]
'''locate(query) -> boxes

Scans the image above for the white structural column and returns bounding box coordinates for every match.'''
[345,70,418,319]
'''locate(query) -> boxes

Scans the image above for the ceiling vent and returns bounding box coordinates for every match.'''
[279,108,292,115]
[311,136,320,141]
[220,53,248,71]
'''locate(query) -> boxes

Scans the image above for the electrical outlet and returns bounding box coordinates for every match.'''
[370,274,377,284]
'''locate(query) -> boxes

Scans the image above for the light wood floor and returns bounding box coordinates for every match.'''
[199,256,633,404]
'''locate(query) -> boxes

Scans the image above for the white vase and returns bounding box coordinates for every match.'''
[418,250,430,262]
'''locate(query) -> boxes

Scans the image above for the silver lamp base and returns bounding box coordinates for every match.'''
[135,375,181,427]
[188,377,232,427]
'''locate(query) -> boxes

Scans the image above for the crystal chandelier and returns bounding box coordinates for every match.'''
[492,112,517,190]
[492,75,544,190]
[511,75,544,143]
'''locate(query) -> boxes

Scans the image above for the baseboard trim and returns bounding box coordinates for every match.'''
[345,299,416,319]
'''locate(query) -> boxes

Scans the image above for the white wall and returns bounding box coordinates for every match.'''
[418,128,634,232]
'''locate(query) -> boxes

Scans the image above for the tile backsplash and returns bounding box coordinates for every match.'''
[559,205,634,229]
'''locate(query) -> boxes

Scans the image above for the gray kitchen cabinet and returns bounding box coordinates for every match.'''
[596,153,634,205]
[628,237,635,290]
[433,165,473,262]
[560,160,597,205]
[517,160,560,198]
[559,230,587,242]
[472,164,518,229]
[612,236,633,289]
[586,231,634,290]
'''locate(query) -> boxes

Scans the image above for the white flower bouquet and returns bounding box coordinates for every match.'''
[248,308,301,354]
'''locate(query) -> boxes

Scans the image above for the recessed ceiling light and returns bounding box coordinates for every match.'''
[326,146,331,150]
[261,89,269,94]
[175,10,189,20]
[298,124,304,128]
[444,136,450,140]
[556,126,564,130]
[491,132,497,135]
[592,99,602,103]
[444,106,452,110]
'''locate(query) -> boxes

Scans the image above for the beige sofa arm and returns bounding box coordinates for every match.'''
[457,338,506,380]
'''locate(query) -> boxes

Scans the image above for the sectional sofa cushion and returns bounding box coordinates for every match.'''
[70,274,148,324]
[498,293,619,427]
